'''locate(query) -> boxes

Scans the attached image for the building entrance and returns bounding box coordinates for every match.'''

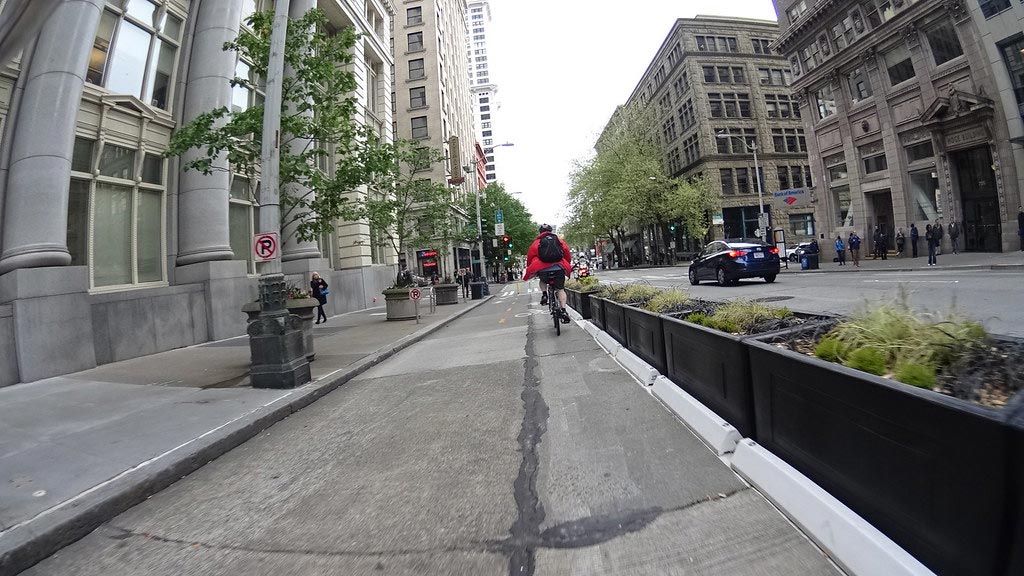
[867,190,895,247]
[951,147,1001,252]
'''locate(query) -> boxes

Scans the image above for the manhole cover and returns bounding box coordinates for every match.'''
[751,296,794,303]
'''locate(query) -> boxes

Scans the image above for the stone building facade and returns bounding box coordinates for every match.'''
[392,0,478,278]
[0,0,397,387]
[624,16,814,257]
[772,0,1021,255]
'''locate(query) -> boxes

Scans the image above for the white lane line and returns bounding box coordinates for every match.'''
[862,279,960,284]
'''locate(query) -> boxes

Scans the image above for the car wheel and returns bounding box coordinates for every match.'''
[716,267,730,287]
[689,268,699,285]
[764,274,777,283]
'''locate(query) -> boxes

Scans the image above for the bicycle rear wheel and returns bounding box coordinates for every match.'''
[549,286,560,336]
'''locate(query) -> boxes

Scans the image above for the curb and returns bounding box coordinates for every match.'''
[731,439,936,576]
[780,263,1022,274]
[0,297,493,575]
[571,307,935,576]
[651,376,741,456]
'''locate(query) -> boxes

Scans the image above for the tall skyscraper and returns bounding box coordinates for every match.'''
[466,1,500,183]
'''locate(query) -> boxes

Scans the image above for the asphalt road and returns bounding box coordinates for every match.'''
[596,266,1024,338]
[24,288,839,576]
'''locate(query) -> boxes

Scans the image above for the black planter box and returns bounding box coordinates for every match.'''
[564,288,579,312]
[746,338,1015,576]
[576,291,595,319]
[1004,397,1024,576]
[590,296,606,331]
[602,299,627,346]
[662,315,756,437]
[623,305,665,374]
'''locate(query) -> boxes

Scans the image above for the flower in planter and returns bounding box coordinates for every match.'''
[286,285,311,299]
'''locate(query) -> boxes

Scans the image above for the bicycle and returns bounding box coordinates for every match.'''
[545,279,561,336]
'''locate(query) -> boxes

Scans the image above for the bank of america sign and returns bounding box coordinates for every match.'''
[772,187,811,208]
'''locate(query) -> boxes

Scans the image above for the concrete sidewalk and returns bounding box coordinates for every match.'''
[780,249,1024,273]
[0,292,492,575]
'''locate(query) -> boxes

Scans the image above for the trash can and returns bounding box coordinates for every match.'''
[800,253,819,270]
[470,281,485,300]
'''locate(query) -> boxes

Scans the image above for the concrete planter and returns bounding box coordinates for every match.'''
[383,288,416,320]
[241,299,317,361]
[746,336,1020,576]
[434,284,458,305]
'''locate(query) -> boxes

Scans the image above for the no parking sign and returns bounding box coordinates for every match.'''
[253,232,279,262]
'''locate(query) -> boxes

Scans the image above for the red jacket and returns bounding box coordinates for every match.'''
[523,232,571,280]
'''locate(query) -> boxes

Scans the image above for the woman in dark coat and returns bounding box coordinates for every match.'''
[310,272,328,324]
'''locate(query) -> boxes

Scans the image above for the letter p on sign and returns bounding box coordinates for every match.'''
[254,232,279,262]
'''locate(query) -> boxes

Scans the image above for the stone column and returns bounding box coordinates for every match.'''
[175,0,241,266]
[0,0,104,274]
[280,0,322,264]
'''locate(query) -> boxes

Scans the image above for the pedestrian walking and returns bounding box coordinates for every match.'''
[310,272,329,324]
[835,235,846,265]
[948,221,960,254]
[457,268,470,298]
[879,229,888,260]
[848,231,861,266]
[872,227,882,259]
[910,223,919,258]
[895,228,906,257]
[1019,206,1024,251]
[934,219,944,255]
[926,224,938,266]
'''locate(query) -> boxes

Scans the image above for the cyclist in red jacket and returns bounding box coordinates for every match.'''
[523,224,572,323]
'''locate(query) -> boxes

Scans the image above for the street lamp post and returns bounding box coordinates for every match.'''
[248,0,311,389]
[465,142,514,282]
[716,131,768,242]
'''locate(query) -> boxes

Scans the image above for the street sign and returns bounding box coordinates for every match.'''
[758,212,771,230]
[772,187,811,208]
[409,288,422,301]
[253,232,279,262]
[494,209,504,224]
[494,222,505,236]
[712,213,724,225]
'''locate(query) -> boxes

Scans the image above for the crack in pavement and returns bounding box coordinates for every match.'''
[503,318,549,576]
[103,525,489,559]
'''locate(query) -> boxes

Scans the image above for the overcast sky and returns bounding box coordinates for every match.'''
[483,0,781,227]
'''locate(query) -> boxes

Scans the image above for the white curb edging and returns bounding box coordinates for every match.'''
[613,347,658,386]
[731,439,937,576]
[595,331,621,355]
[580,320,599,336]
[652,376,741,455]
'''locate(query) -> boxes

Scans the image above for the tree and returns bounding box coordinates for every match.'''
[460,182,537,271]
[362,141,454,285]
[166,8,393,244]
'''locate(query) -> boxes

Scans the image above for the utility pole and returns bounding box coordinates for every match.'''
[249,0,310,389]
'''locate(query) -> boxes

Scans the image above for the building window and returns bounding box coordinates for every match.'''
[406,7,422,25]
[926,23,963,65]
[862,152,888,174]
[752,38,772,54]
[847,67,873,103]
[678,100,695,130]
[910,171,941,220]
[815,84,837,120]
[409,86,426,108]
[832,185,852,227]
[790,213,815,236]
[229,174,260,273]
[787,0,807,24]
[696,35,738,52]
[772,128,806,153]
[720,169,735,194]
[708,93,751,118]
[998,35,1024,113]
[411,116,428,139]
[87,2,182,110]
[407,32,423,52]
[778,167,790,190]
[662,117,678,142]
[765,94,798,118]
[979,0,1011,19]
[716,128,756,154]
[905,140,934,163]
[67,137,166,288]
[736,168,750,194]
[409,58,425,79]
[682,134,700,165]
[828,162,849,182]
[864,1,896,28]
[884,44,915,85]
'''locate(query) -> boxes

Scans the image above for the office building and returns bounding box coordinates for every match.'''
[466,0,500,183]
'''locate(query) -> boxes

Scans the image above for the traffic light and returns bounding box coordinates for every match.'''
[670,224,676,232]
[502,235,511,261]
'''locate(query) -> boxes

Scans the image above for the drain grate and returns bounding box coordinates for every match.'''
[751,296,795,303]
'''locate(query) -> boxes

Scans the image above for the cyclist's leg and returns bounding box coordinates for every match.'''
[552,270,570,322]
[539,273,549,305]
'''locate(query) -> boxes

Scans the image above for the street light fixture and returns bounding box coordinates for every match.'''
[716,131,768,241]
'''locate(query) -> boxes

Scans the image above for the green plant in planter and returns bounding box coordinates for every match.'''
[578,275,600,291]
[814,337,844,362]
[614,284,662,306]
[644,289,690,314]
[685,312,709,326]
[597,283,628,301]
[895,362,936,388]
[701,300,792,334]
[845,346,887,376]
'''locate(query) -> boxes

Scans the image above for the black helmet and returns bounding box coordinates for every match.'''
[539,223,553,233]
